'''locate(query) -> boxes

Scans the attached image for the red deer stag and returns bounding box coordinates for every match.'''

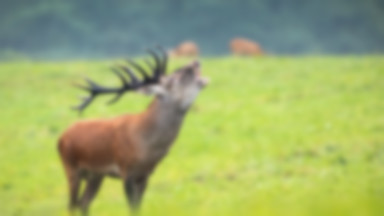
[58,48,209,215]
[230,37,264,56]
[169,40,199,57]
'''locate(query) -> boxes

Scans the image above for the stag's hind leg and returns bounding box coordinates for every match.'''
[63,166,82,211]
[79,174,104,216]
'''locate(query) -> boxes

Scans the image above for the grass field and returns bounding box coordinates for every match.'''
[0,56,383,216]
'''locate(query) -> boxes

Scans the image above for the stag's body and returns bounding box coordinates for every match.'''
[59,98,185,212]
[58,49,208,215]
[60,99,183,174]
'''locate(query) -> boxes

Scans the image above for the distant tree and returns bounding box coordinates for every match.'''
[0,0,383,59]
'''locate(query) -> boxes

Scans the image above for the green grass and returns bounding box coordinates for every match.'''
[0,56,383,216]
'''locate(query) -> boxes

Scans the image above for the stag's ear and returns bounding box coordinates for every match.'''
[138,85,167,97]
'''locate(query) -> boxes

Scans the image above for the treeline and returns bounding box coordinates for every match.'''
[0,0,383,59]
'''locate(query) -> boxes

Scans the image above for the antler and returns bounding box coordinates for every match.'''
[72,47,168,113]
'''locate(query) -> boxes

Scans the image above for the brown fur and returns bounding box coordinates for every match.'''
[59,115,140,178]
[169,41,199,57]
[230,37,264,56]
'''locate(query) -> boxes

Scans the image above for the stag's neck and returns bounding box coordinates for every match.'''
[137,97,187,149]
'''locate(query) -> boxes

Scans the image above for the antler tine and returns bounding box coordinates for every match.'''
[126,59,152,83]
[84,77,103,90]
[106,92,125,105]
[72,94,96,113]
[110,67,130,88]
[157,46,168,75]
[71,79,93,113]
[72,82,90,92]
[118,65,141,87]
[107,67,139,105]
[147,49,163,80]
[71,77,103,113]
[77,76,120,94]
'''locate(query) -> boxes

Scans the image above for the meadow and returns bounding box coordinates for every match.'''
[0,56,383,216]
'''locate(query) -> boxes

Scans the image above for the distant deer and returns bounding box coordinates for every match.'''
[169,41,199,57]
[230,37,264,56]
[58,48,209,215]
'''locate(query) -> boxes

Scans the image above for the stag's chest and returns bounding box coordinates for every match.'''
[126,142,170,177]
[136,124,180,163]
[129,110,185,171]
[138,136,173,163]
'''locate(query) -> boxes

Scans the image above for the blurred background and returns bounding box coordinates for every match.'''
[1,0,384,59]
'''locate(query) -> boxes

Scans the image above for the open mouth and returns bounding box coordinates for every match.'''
[196,68,209,87]
[191,60,209,88]
[198,76,210,88]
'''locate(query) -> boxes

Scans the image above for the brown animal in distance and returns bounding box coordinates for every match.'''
[169,40,199,57]
[58,48,209,215]
[230,37,264,56]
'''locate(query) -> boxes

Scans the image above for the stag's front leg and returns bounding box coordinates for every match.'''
[79,174,104,216]
[124,175,149,213]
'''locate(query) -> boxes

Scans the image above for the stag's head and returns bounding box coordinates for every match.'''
[146,60,208,111]
[73,47,209,113]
